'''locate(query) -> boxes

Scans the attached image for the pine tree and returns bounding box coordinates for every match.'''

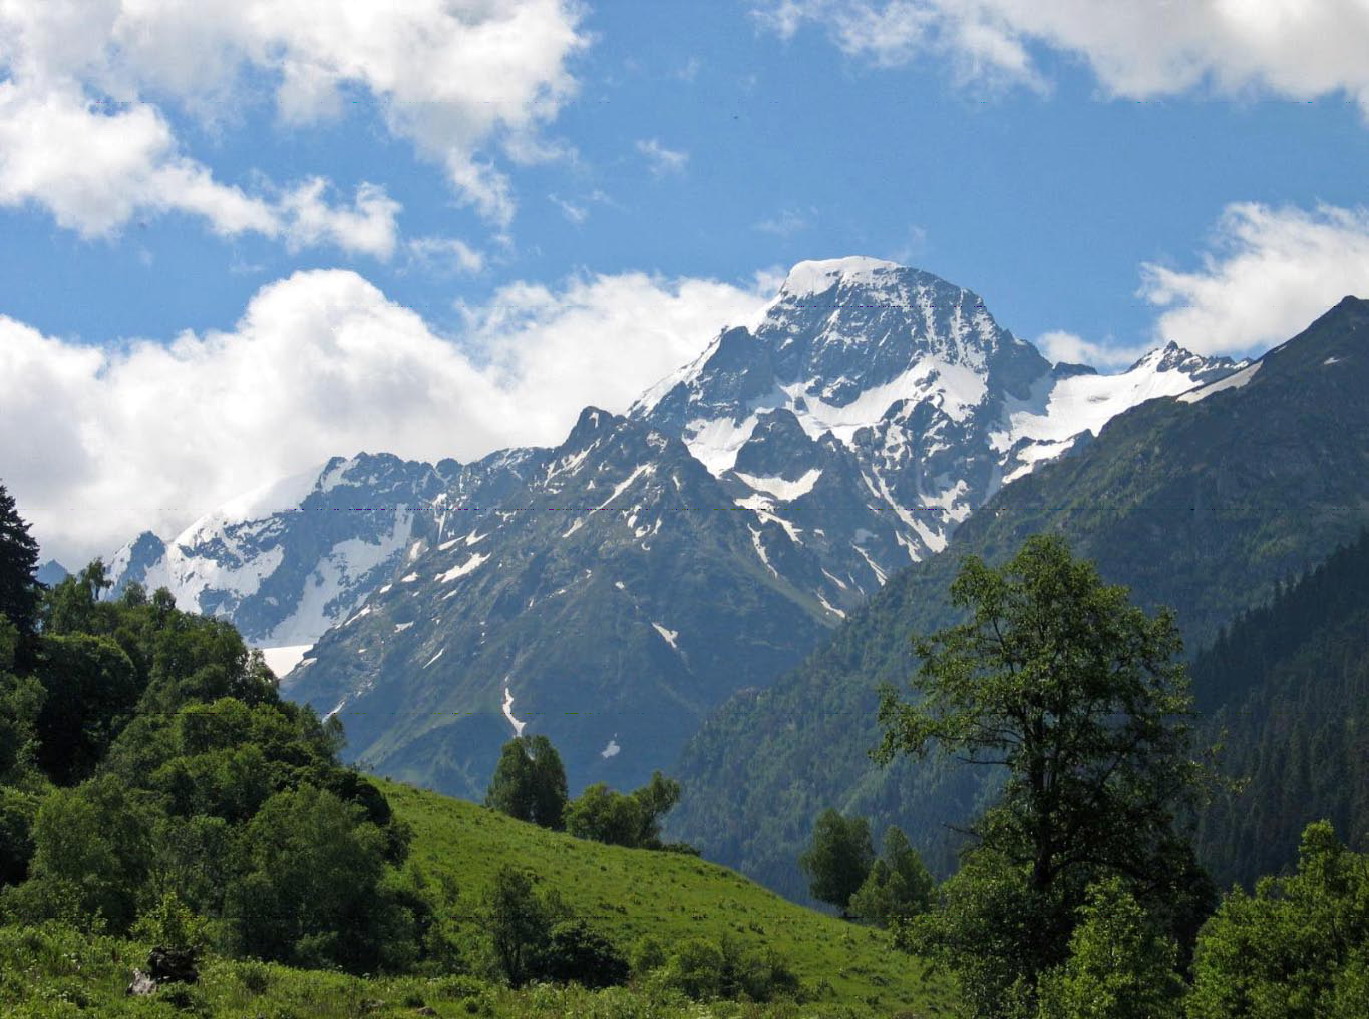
[0,483,40,640]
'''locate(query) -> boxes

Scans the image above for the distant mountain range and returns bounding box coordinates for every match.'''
[667,295,1369,900]
[105,257,1242,801]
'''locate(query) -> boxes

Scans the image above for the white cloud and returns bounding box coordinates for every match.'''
[1037,329,1146,370]
[549,193,589,224]
[754,208,812,236]
[0,0,588,241]
[1140,202,1369,355]
[754,1,1369,108]
[636,138,690,176]
[405,236,486,275]
[1,268,768,565]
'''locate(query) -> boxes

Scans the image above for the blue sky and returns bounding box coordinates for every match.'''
[3,0,1369,562]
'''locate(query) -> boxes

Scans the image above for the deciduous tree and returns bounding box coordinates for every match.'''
[798,808,875,916]
[876,535,1213,1014]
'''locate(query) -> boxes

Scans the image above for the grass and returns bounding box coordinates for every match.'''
[0,779,955,1017]
[383,777,952,1016]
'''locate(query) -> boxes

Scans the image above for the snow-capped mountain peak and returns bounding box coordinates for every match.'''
[774,256,904,299]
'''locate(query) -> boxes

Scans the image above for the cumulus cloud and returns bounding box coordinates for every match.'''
[0,0,587,242]
[1,268,768,565]
[636,138,690,176]
[1140,203,1369,355]
[1036,329,1148,370]
[755,1,1369,107]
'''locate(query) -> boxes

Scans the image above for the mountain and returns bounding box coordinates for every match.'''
[106,448,545,672]
[104,257,1238,804]
[34,559,69,586]
[668,295,1369,901]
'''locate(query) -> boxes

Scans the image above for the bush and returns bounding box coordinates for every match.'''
[539,918,629,988]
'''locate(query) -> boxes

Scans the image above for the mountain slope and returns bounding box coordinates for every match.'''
[287,408,832,799]
[1191,527,1369,888]
[669,296,1369,900]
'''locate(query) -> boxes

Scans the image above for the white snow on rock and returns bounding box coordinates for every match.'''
[258,644,313,678]
[394,622,413,633]
[264,513,415,646]
[436,553,489,583]
[502,685,527,736]
[734,468,822,501]
[1177,361,1262,403]
[423,648,444,668]
[778,256,902,299]
[651,623,680,650]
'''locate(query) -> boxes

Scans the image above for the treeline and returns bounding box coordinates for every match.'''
[795,535,1369,1017]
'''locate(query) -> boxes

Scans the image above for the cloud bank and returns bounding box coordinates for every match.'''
[757,1,1369,108]
[0,0,587,246]
[0,269,767,565]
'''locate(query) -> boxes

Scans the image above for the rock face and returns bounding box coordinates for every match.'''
[105,257,1239,802]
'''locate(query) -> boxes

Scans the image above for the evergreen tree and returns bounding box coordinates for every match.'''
[0,483,41,642]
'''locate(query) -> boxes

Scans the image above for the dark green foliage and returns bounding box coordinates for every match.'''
[649,935,801,1003]
[798,809,875,915]
[0,483,40,642]
[1187,820,1369,1019]
[539,918,629,988]
[5,774,159,931]
[1191,528,1369,889]
[0,786,40,887]
[225,784,414,973]
[0,542,424,975]
[484,735,568,830]
[849,825,934,927]
[879,536,1212,1014]
[565,783,642,846]
[480,864,631,991]
[564,771,682,849]
[482,865,551,988]
[1036,876,1185,1019]
[32,632,139,785]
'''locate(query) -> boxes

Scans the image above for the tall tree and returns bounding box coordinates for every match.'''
[485,735,568,831]
[0,483,41,642]
[798,808,875,916]
[876,535,1212,1014]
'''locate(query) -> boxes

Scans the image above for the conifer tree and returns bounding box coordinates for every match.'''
[0,483,41,640]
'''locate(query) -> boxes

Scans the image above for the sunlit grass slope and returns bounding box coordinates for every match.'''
[383,777,952,1015]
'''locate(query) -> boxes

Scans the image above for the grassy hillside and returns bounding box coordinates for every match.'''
[0,778,954,1017]
[383,777,953,1015]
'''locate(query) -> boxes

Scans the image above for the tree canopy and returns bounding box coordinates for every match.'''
[797,808,874,916]
[876,535,1214,1014]
[485,734,568,831]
